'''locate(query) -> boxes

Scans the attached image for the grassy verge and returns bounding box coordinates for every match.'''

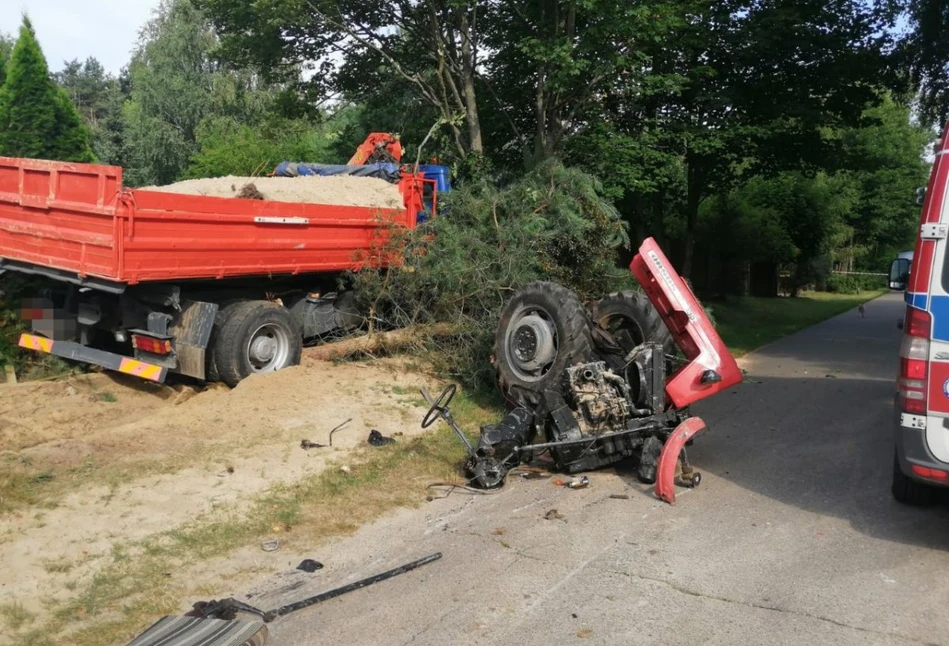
[5,390,501,646]
[711,290,886,357]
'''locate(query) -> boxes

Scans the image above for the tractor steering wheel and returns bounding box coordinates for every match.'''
[422,384,457,428]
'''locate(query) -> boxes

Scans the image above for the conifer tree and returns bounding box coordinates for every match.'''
[0,17,93,162]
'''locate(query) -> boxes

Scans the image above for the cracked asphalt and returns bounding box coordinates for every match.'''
[263,292,949,646]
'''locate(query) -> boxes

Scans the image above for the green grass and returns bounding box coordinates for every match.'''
[711,290,885,357]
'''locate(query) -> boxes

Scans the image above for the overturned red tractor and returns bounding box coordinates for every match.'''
[422,238,742,504]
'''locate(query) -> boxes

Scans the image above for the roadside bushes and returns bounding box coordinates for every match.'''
[825,274,885,293]
[353,160,630,388]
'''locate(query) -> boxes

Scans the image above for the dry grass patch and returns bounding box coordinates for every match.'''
[12,389,500,646]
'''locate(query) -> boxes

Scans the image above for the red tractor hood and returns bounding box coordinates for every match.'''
[631,238,742,408]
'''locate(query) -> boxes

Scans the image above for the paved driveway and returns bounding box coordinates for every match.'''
[265,292,949,646]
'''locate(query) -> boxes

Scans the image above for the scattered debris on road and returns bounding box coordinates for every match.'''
[296,559,324,573]
[300,439,326,449]
[544,509,565,520]
[260,540,279,552]
[566,476,590,489]
[609,494,630,500]
[128,554,442,645]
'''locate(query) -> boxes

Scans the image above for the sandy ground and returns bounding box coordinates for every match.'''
[140,175,404,209]
[0,357,437,620]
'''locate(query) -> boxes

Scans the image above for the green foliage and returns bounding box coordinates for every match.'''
[0,32,13,87]
[354,161,629,387]
[903,0,949,126]
[0,17,94,162]
[50,88,96,163]
[185,117,315,178]
[832,95,931,271]
[122,0,285,186]
[184,110,357,178]
[56,58,127,165]
[824,274,886,293]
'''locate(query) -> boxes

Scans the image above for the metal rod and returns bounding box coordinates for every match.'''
[328,418,352,446]
[268,553,443,619]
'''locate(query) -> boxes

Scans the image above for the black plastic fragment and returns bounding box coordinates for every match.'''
[297,559,324,573]
[368,429,396,446]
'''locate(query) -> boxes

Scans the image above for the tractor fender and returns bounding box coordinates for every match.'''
[655,417,706,505]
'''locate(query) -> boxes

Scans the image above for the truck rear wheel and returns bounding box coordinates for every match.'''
[494,281,593,406]
[211,301,302,387]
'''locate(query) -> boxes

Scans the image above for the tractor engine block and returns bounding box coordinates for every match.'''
[565,362,633,434]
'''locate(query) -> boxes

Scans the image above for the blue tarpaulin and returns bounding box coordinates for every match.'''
[273,162,400,183]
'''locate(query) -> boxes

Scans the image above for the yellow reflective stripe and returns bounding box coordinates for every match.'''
[18,334,53,353]
[118,358,163,381]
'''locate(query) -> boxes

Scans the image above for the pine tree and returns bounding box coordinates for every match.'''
[0,16,93,162]
[0,33,13,87]
[50,88,95,162]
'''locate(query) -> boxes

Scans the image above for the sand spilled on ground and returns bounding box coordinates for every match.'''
[139,175,404,209]
[0,358,439,619]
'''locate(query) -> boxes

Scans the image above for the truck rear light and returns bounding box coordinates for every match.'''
[911,464,949,482]
[899,307,931,415]
[131,334,172,355]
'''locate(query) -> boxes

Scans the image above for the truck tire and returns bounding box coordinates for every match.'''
[892,451,937,506]
[211,300,302,387]
[593,291,674,357]
[494,281,593,406]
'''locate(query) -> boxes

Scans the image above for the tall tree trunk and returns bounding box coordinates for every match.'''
[682,155,703,279]
[533,1,549,161]
[459,12,483,154]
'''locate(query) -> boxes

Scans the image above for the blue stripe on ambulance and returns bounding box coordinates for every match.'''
[930,294,949,341]
[906,291,928,310]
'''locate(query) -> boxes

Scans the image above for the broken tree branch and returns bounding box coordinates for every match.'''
[305,324,458,361]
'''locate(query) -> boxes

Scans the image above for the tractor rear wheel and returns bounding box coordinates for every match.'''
[494,281,593,406]
[593,291,674,358]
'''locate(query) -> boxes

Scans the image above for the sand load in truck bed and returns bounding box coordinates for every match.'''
[140,174,404,209]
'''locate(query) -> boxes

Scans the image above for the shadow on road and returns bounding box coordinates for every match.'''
[690,371,949,552]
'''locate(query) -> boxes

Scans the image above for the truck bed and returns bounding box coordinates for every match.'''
[0,157,426,286]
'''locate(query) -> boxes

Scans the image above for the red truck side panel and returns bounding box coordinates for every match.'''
[0,157,426,284]
[0,158,122,279]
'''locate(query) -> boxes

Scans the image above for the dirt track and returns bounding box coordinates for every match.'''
[0,358,438,629]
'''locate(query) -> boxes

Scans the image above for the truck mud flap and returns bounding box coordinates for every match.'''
[19,333,167,383]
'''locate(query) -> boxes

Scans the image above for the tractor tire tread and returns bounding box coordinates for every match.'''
[494,281,593,407]
[594,290,674,356]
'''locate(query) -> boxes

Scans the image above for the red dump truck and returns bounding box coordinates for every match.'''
[0,155,438,385]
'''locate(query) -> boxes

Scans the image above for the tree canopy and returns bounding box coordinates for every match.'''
[0,0,939,294]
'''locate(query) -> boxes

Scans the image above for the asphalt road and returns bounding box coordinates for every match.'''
[261,292,949,646]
